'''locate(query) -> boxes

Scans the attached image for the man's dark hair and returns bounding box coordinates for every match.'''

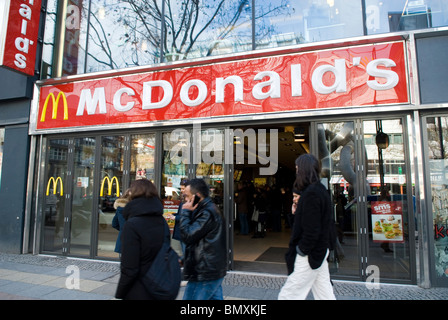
[188,178,209,198]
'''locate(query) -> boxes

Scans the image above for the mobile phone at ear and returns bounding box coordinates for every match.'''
[193,195,200,206]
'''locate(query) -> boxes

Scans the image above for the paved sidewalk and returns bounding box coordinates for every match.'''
[1,253,448,300]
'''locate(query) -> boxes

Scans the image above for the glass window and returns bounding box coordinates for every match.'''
[366,0,448,34]
[130,134,156,182]
[426,116,448,287]
[0,128,3,190]
[163,0,252,61]
[42,139,69,254]
[42,0,163,77]
[364,119,411,281]
[40,0,58,78]
[70,137,96,256]
[97,136,124,258]
[86,1,162,73]
[42,0,448,78]
[256,0,364,49]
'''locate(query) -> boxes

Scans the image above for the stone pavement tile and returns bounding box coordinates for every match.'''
[0,280,33,296]
[42,277,69,289]
[0,292,38,300]
[0,271,32,282]
[21,273,59,285]
[0,269,17,277]
[0,261,54,274]
[41,288,112,300]
[0,279,12,287]
[78,279,108,292]
[90,282,117,296]
[104,273,120,284]
[17,284,61,299]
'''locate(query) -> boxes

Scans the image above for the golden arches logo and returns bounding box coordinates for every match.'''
[40,91,69,122]
[46,177,63,196]
[100,176,120,197]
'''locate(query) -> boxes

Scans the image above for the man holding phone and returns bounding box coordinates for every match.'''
[179,178,227,300]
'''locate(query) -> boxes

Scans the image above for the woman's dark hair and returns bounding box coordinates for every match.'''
[294,154,321,191]
[128,179,161,201]
[188,178,209,198]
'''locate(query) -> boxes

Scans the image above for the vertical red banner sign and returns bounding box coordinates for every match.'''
[1,0,42,76]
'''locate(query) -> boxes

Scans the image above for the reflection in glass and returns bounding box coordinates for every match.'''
[42,0,448,78]
[70,138,95,256]
[131,134,156,182]
[366,0,448,34]
[426,117,448,286]
[0,129,4,194]
[318,122,359,278]
[97,136,124,258]
[162,131,188,257]
[197,129,225,213]
[42,139,69,254]
[163,0,252,60]
[364,119,410,281]
[256,0,363,48]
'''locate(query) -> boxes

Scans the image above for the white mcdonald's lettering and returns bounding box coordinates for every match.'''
[46,177,63,196]
[73,57,400,116]
[76,87,107,116]
[100,176,120,197]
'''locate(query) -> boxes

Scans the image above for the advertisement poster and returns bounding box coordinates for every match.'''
[163,200,180,230]
[371,201,404,243]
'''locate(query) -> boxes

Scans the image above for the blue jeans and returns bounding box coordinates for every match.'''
[183,278,224,300]
[239,212,249,235]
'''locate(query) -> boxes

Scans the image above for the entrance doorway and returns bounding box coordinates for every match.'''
[230,118,416,283]
[231,123,310,275]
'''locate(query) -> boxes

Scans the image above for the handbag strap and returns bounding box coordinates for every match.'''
[162,222,171,248]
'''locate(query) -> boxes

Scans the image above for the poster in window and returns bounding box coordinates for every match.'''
[371,201,404,243]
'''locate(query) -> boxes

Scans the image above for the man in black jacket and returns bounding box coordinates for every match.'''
[180,178,227,300]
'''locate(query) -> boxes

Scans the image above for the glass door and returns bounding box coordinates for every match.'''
[317,122,361,278]
[130,134,157,182]
[97,135,125,258]
[317,118,415,283]
[70,137,96,256]
[424,116,448,287]
[363,119,413,282]
[195,128,225,213]
[161,129,190,256]
[42,138,70,254]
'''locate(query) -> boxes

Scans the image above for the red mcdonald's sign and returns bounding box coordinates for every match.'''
[0,0,42,76]
[34,41,408,131]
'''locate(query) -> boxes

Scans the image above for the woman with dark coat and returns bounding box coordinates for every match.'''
[278,154,336,300]
[115,179,166,300]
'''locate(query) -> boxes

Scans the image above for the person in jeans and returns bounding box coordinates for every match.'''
[180,178,227,300]
[278,154,336,300]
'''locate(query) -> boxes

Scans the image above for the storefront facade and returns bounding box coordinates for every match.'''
[5,0,448,288]
[28,34,421,285]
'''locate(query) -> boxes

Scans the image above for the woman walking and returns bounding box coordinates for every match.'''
[115,179,166,300]
[278,154,336,300]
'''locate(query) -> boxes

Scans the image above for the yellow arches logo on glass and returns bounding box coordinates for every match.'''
[100,176,120,197]
[40,91,69,122]
[46,177,63,196]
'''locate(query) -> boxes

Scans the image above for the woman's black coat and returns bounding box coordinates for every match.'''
[287,182,332,271]
[115,197,165,300]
